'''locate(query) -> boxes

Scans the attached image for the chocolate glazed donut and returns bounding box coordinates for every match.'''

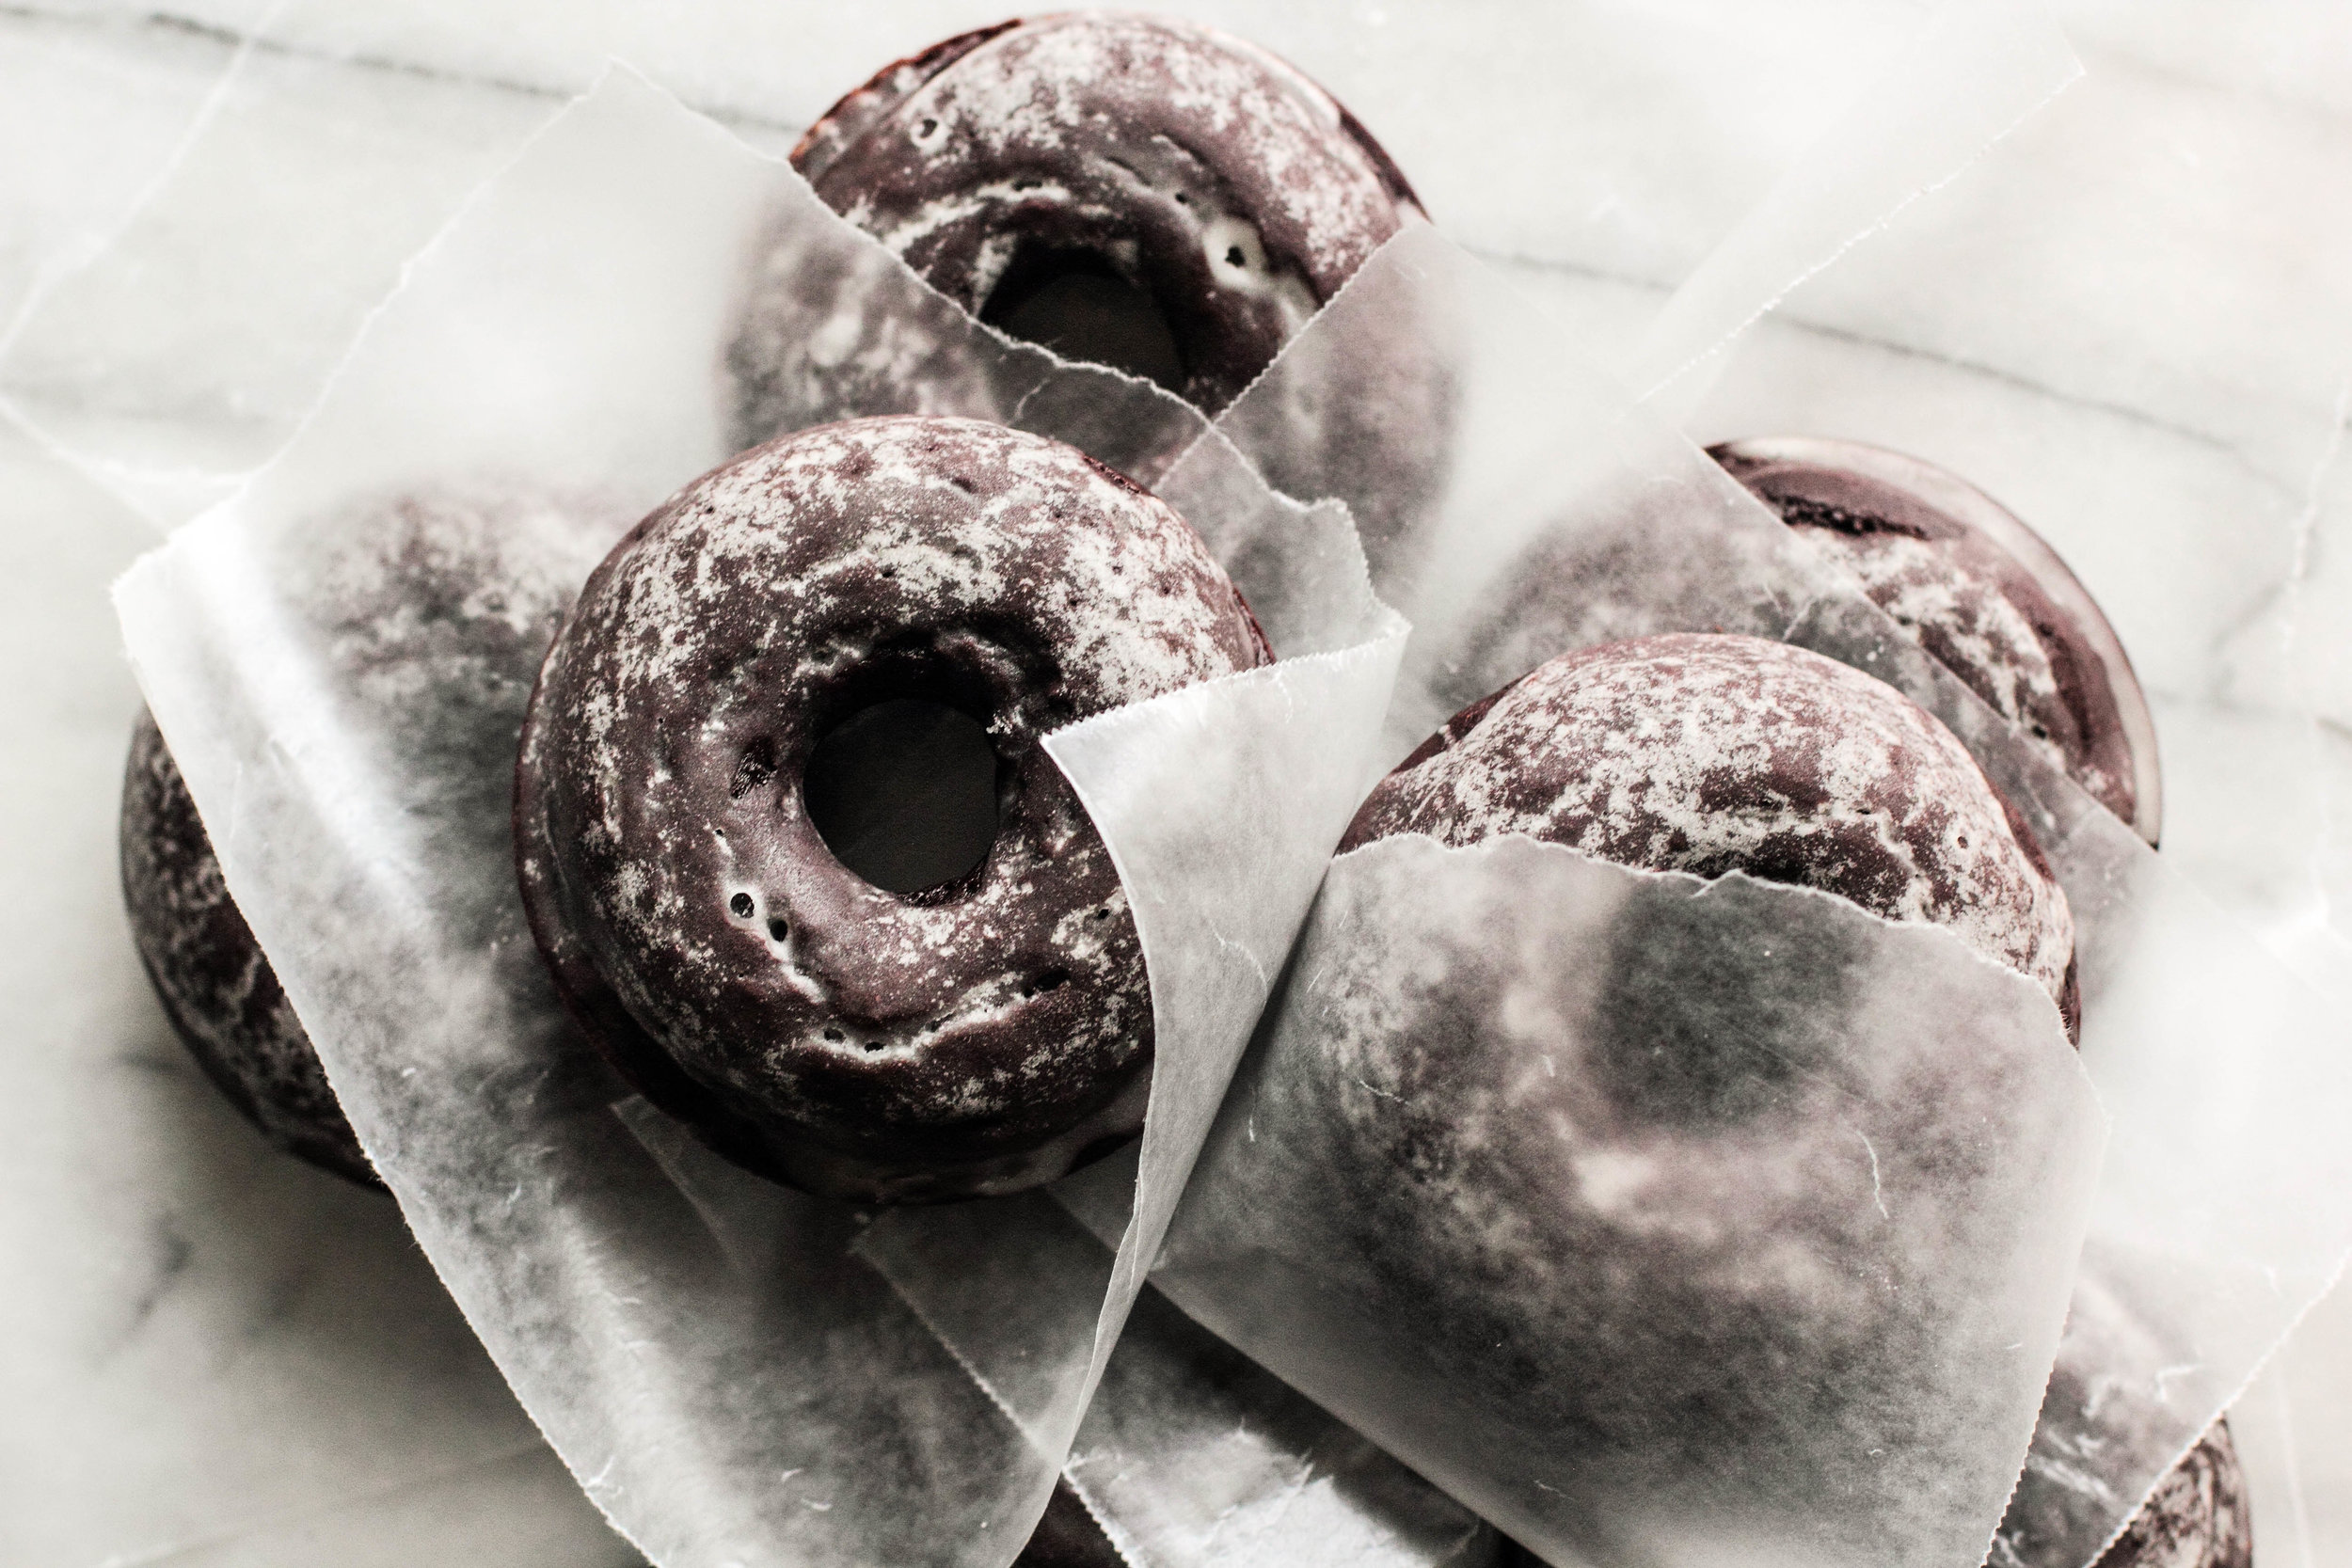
[516,416,1271,1203]
[119,710,379,1189]
[1710,437,2161,845]
[1344,633,2078,1032]
[787,13,1422,416]
[1361,638,2242,1568]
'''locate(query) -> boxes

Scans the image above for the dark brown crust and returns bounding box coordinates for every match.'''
[2087,1421,2252,1568]
[515,417,1270,1203]
[1014,1480,1125,1568]
[1709,440,2158,844]
[1344,635,2078,1034]
[119,710,380,1189]
[792,13,1422,416]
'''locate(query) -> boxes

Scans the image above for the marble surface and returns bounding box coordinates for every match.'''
[5,2,2351,1565]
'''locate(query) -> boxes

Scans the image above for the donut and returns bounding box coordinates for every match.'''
[787,14,1422,415]
[1199,638,2081,1560]
[1710,437,2161,844]
[119,709,379,1189]
[1342,633,2077,1026]
[514,416,1273,1203]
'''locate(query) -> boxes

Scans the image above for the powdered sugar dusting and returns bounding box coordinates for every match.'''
[875,17,1394,282]
[1710,446,2147,832]
[1345,634,2075,1005]
[800,14,1417,416]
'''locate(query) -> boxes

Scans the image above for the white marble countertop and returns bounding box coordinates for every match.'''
[5,3,2347,1564]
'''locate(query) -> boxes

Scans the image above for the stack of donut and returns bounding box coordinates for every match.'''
[113,15,2247,1568]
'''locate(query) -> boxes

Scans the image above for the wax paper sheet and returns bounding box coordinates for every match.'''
[1677,0,2352,990]
[641,1099,1502,1568]
[1106,222,2352,1568]
[112,71,1406,1567]
[2233,1268,2352,1567]
[0,418,638,1568]
[1068,1270,1503,1568]
[1625,1,2080,415]
[1130,839,2104,1568]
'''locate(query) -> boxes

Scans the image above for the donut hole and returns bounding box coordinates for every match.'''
[979,244,1184,392]
[803,697,1002,896]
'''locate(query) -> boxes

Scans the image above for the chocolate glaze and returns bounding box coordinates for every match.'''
[1343,634,2077,1028]
[2088,1423,2251,1568]
[516,417,1271,1202]
[791,12,1422,416]
[119,710,379,1189]
[1710,437,2160,845]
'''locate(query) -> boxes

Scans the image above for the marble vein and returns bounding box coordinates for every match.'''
[0,2,807,138]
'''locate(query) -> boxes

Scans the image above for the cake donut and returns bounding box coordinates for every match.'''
[1710,437,2161,844]
[787,13,1422,415]
[1343,633,2077,1029]
[515,416,1272,1203]
[1350,643,2246,1565]
[119,710,379,1189]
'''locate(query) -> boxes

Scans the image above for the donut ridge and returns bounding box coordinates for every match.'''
[516,415,1271,1202]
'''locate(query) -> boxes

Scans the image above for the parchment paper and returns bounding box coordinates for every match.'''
[112,71,1404,1568]
[0,420,637,1568]
[1069,1270,1503,1568]
[1149,220,2352,1568]
[640,1098,1502,1568]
